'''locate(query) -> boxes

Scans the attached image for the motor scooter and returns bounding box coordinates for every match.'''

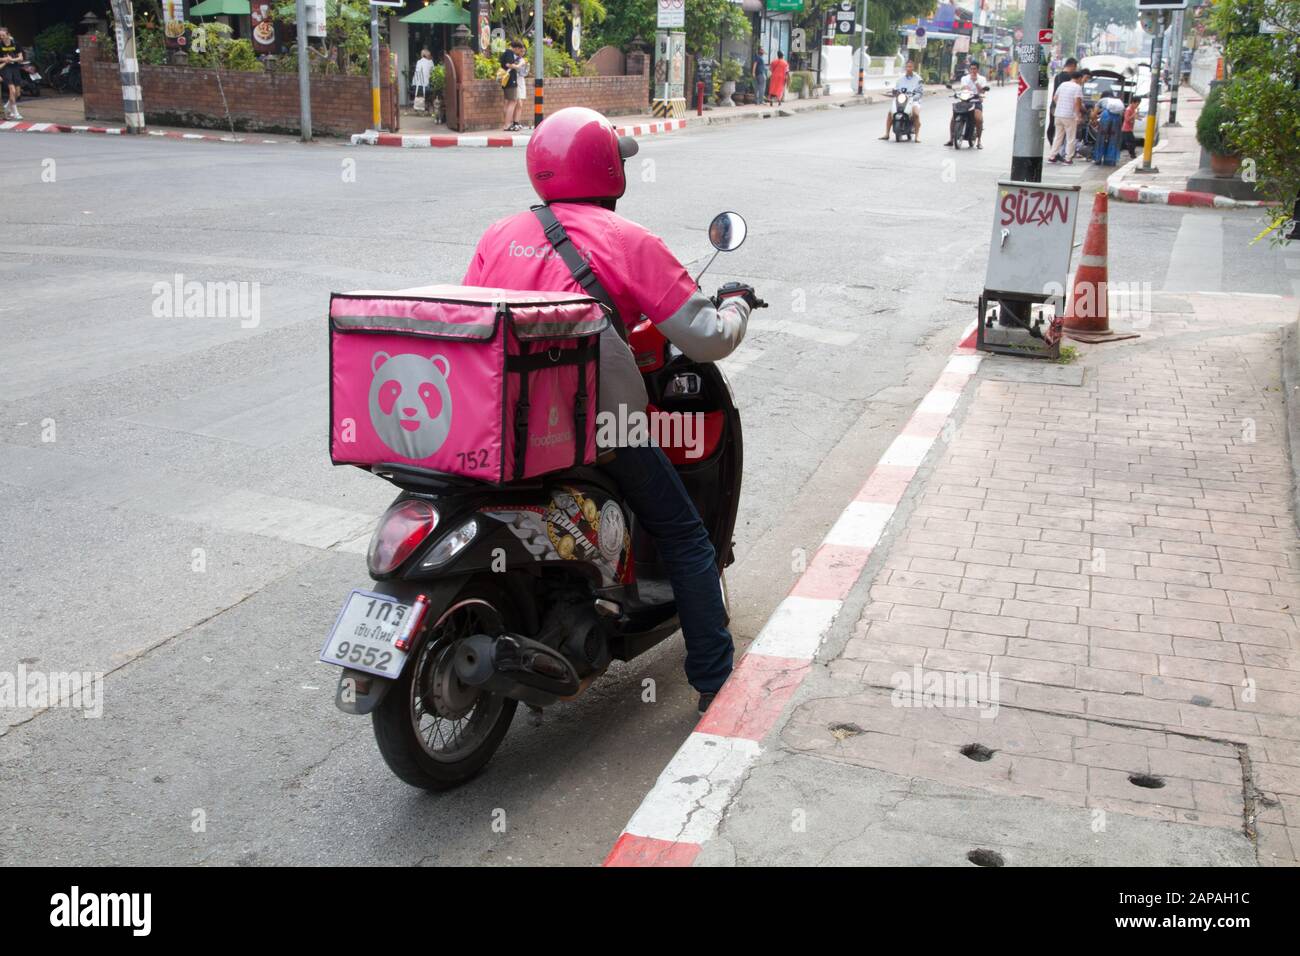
[948,88,979,148]
[322,212,765,790]
[884,88,916,141]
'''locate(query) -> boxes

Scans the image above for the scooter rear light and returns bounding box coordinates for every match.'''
[367,499,438,576]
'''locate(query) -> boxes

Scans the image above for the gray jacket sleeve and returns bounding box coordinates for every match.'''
[655,290,750,363]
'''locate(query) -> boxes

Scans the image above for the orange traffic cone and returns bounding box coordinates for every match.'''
[1063,191,1139,344]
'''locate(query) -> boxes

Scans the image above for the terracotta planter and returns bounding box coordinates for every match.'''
[1209,152,1242,178]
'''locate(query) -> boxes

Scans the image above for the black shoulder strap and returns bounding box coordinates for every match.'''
[530,203,627,343]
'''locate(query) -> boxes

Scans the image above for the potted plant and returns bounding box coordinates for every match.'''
[1196,82,1243,178]
[789,72,805,98]
[717,57,742,106]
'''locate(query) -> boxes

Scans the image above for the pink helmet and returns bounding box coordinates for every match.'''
[526,107,639,203]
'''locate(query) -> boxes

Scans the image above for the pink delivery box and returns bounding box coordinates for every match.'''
[329,285,607,484]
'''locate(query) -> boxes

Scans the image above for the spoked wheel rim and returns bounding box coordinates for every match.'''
[408,598,508,763]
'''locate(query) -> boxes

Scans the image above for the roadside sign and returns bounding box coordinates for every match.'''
[1017,73,1028,97]
[1038,29,1053,43]
[368,0,404,6]
[835,1,855,35]
[657,0,685,29]
[1135,0,1188,9]
[1015,43,1037,63]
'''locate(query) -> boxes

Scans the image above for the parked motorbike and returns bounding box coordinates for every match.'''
[884,88,916,141]
[18,63,42,99]
[44,51,80,94]
[322,211,765,790]
[948,89,979,148]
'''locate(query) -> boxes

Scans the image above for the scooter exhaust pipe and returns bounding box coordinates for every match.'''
[453,633,580,708]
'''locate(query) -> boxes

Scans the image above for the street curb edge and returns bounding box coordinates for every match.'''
[603,322,983,867]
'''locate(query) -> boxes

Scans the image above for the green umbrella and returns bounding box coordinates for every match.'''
[273,0,367,21]
[399,0,470,25]
[187,0,252,16]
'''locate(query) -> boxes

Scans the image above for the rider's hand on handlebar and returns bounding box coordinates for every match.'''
[714,281,766,310]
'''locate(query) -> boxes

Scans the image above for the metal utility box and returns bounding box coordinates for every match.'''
[979,180,1082,358]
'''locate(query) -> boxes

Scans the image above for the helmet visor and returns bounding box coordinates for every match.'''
[617,135,639,160]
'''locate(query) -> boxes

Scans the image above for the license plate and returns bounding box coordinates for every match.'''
[319,589,412,678]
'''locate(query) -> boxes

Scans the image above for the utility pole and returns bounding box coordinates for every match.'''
[295,0,311,141]
[857,0,867,95]
[369,3,381,130]
[1166,8,1184,125]
[1139,12,1166,172]
[534,0,544,127]
[107,0,145,133]
[1010,0,1055,182]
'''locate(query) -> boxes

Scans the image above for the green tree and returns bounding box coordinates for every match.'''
[1210,0,1300,236]
[1078,0,1137,31]
[583,0,744,56]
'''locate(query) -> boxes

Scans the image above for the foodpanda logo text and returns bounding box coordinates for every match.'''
[508,241,594,262]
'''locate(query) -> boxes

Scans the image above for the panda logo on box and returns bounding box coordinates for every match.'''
[368,351,453,460]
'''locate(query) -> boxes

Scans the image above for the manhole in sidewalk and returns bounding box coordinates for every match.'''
[1128,773,1166,790]
[960,743,996,762]
[967,848,1005,867]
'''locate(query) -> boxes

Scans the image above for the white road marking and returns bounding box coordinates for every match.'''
[0,441,373,551]
[746,317,859,347]
[718,344,766,375]
[748,595,842,660]
[1164,213,1224,292]
[824,501,896,549]
[621,733,762,844]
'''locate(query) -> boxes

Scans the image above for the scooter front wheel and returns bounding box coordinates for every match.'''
[372,581,519,790]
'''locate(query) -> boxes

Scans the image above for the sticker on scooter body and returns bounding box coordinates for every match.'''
[319,589,413,678]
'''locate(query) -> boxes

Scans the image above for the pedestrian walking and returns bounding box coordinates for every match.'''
[1045,56,1077,151]
[1120,93,1140,159]
[768,49,789,107]
[751,45,768,106]
[0,27,23,121]
[411,48,433,114]
[996,57,1006,87]
[499,39,526,132]
[1047,70,1085,165]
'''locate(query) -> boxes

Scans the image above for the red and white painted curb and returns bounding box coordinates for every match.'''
[1,120,122,135]
[603,323,983,867]
[350,118,688,149]
[1105,161,1274,209]
[0,119,286,144]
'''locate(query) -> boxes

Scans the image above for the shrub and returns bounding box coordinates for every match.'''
[717,56,742,84]
[34,23,77,60]
[1196,82,1240,157]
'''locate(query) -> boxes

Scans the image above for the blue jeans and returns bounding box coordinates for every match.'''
[1095,111,1122,166]
[602,444,734,694]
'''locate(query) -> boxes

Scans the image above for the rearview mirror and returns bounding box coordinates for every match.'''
[708,212,747,253]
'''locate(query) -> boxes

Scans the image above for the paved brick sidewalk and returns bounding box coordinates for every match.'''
[625,291,1300,866]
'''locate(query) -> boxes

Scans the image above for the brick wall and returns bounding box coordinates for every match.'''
[444,41,650,133]
[80,34,398,137]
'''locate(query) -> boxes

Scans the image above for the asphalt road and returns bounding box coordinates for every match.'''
[1,88,1292,865]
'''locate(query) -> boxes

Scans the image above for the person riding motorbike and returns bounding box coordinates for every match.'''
[461,107,755,714]
[947,60,990,148]
[880,59,923,142]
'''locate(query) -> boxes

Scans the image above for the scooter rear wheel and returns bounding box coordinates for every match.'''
[372,581,519,790]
